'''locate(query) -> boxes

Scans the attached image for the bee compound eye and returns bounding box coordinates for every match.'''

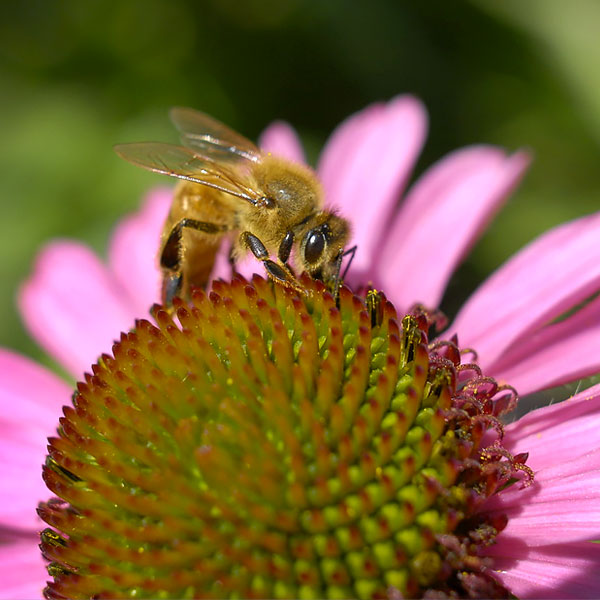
[304,230,326,265]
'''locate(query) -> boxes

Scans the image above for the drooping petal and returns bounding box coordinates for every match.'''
[449,211,600,368]
[318,95,427,282]
[19,241,140,378]
[488,541,600,599]
[376,147,529,311]
[259,121,306,164]
[484,447,600,546]
[108,187,171,315]
[0,533,45,600]
[488,294,600,396]
[502,383,600,471]
[0,350,69,438]
[0,349,70,530]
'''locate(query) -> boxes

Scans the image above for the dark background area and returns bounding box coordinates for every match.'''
[1,0,599,391]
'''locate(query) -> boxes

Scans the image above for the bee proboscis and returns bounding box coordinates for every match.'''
[115,108,354,305]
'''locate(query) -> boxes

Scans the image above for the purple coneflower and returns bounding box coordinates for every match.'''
[1,96,599,599]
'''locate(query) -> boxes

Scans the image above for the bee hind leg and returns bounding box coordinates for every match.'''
[160,218,228,306]
[240,231,304,294]
[162,271,183,307]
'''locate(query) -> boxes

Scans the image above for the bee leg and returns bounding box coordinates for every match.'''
[160,218,228,305]
[227,243,238,277]
[329,249,345,297]
[240,231,304,293]
[276,230,297,277]
[160,218,227,270]
[162,272,183,307]
[331,244,358,293]
[340,245,357,281]
[327,245,357,305]
[278,231,294,264]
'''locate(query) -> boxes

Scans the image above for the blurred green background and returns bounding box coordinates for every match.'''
[2,0,600,371]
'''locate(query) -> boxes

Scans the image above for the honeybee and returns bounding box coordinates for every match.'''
[115,107,354,306]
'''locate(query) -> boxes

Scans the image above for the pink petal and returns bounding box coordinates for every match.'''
[488,294,600,396]
[0,350,70,437]
[318,96,428,282]
[376,147,529,311]
[19,241,140,378]
[318,102,381,205]
[259,121,306,164]
[484,448,600,546]
[488,541,600,599]
[501,383,600,471]
[0,533,46,600]
[209,241,260,284]
[449,211,600,369]
[0,350,70,530]
[209,243,235,283]
[108,187,171,315]
[211,255,259,285]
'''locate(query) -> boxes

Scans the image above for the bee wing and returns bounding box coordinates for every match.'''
[114,142,262,203]
[170,107,261,163]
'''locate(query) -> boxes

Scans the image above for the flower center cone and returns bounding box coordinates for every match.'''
[38,274,531,599]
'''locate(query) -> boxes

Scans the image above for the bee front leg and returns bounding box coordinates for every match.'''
[160,218,228,306]
[276,230,298,277]
[240,231,304,293]
[278,231,294,264]
[228,243,237,276]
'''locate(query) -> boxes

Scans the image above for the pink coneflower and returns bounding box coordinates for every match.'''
[1,96,599,598]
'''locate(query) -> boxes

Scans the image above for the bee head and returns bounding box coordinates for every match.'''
[300,213,350,289]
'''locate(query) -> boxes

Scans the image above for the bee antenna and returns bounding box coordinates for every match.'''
[341,245,357,281]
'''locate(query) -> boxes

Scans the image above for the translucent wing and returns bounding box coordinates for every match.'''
[170,107,261,163]
[114,142,262,203]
